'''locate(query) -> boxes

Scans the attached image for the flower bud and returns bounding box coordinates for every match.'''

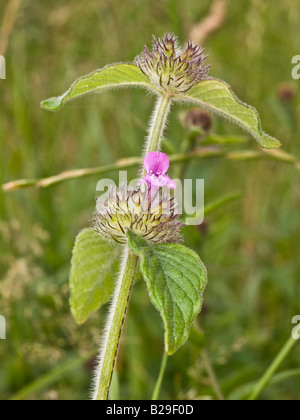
[135,33,210,94]
[277,83,296,103]
[185,109,212,132]
[93,184,183,244]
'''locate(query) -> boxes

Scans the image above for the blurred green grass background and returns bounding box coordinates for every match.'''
[0,0,299,400]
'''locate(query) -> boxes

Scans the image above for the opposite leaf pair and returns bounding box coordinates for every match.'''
[70,228,207,355]
[41,34,280,150]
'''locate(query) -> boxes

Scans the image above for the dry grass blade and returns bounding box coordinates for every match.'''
[189,0,228,44]
[2,147,300,193]
[0,0,22,55]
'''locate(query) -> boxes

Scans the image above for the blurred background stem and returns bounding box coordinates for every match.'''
[3,147,300,192]
[248,336,298,401]
[201,349,225,400]
[152,352,168,400]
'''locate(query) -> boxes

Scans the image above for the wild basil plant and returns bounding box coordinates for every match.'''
[41,34,280,400]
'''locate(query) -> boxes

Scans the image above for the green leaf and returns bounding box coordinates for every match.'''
[41,63,152,111]
[70,229,120,325]
[176,79,281,149]
[127,231,207,355]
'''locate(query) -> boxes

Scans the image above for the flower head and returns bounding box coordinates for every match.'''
[135,33,210,94]
[138,152,176,189]
[93,184,183,244]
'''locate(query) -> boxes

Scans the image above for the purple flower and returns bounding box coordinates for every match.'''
[138,152,176,189]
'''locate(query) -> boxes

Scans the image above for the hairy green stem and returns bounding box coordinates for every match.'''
[152,352,168,400]
[145,95,171,401]
[248,336,298,400]
[93,248,138,400]
[143,94,172,166]
[93,93,171,400]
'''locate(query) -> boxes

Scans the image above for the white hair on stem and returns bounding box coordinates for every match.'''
[91,92,172,400]
[139,94,172,178]
[91,245,129,400]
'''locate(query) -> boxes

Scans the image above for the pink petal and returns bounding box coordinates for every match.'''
[144,152,160,173]
[144,151,169,174]
[146,174,175,188]
[164,175,176,189]
[138,174,152,186]
[147,175,165,187]
[137,178,147,186]
[156,152,169,174]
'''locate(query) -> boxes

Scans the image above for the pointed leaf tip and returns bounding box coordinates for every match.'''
[177,79,281,150]
[40,63,153,112]
[40,96,63,112]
